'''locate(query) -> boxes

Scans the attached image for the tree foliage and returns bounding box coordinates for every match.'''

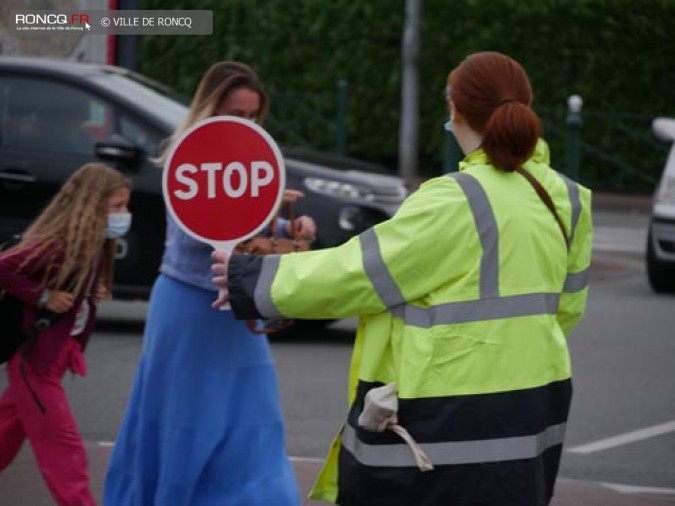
[138,0,675,190]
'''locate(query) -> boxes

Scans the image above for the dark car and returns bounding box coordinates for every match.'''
[0,56,407,300]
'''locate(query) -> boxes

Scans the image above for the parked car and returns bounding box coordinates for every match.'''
[646,117,675,293]
[0,56,407,299]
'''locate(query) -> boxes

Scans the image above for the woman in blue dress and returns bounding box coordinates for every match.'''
[104,61,314,506]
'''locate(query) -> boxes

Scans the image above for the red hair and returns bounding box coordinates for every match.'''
[448,51,541,171]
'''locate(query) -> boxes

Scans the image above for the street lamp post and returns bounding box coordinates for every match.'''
[398,0,422,184]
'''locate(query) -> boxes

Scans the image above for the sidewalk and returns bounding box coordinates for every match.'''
[592,191,652,214]
[592,191,651,263]
[1,443,674,506]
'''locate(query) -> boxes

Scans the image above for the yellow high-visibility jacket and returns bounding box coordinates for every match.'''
[228,139,592,506]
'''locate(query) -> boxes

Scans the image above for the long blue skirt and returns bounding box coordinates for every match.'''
[104,275,301,506]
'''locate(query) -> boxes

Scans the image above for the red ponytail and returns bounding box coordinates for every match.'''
[482,101,541,171]
[448,52,541,171]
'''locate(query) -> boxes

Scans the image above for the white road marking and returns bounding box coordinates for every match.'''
[600,482,675,496]
[567,420,675,454]
[97,441,325,464]
[289,456,325,464]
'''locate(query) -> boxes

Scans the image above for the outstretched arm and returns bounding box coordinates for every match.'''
[213,177,471,321]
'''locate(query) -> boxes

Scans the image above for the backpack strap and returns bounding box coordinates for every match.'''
[515,167,571,250]
[21,309,60,358]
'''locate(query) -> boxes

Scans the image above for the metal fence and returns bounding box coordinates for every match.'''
[543,99,666,192]
[446,96,667,193]
[267,81,668,193]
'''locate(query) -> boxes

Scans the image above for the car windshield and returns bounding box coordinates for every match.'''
[91,72,187,129]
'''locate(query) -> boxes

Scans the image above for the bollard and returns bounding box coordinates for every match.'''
[335,79,348,156]
[565,94,583,180]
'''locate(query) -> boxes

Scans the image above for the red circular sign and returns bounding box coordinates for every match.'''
[163,117,285,245]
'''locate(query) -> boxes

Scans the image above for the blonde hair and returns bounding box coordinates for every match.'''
[154,61,269,166]
[19,163,131,296]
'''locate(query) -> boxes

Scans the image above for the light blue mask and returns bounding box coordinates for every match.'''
[444,117,454,133]
[106,213,132,239]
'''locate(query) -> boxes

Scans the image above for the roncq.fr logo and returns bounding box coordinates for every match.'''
[14,14,90,26]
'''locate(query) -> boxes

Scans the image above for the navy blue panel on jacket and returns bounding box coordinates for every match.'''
[336,379,572,506]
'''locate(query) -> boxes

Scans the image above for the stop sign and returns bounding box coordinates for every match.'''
[162,116,285,250]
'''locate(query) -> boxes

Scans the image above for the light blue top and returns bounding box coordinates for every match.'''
[159,214,288,291]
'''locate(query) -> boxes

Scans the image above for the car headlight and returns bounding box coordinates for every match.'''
[656,176,675,205]
[304,177,375,201]
[338,206,360,231]
[338,205,389,232]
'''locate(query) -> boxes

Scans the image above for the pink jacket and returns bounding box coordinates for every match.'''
[0,241,100,373]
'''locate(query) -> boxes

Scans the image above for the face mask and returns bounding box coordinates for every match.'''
[444,117,454,133]
[106,213,132,239]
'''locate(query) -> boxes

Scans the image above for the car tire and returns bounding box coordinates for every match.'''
[646,230,675,293]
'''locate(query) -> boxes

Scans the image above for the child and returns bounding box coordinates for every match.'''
[0,163,132,506]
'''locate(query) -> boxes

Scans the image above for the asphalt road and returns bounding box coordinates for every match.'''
[2,202,675,505]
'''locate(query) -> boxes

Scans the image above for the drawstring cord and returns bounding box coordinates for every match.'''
[357,383,435,472]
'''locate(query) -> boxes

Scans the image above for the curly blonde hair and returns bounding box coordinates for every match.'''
[19,163,131,296]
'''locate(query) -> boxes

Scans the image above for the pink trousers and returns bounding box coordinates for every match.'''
[0,339,96,506]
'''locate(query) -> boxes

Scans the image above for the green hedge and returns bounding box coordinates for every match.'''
[138,0,675,191]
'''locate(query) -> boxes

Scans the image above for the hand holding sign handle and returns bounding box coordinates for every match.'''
[210,247,232,309]
[210,241,235,310]
[162,116,286,311]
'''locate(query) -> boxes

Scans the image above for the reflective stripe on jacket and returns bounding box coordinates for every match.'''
[229,139,593,505]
